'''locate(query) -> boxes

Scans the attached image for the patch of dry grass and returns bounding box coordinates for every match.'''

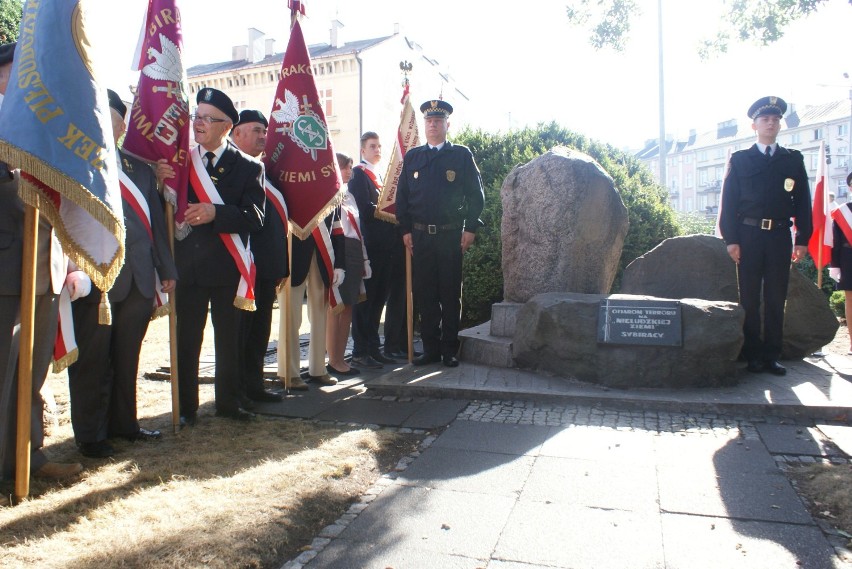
[789,463,852,540]
[0,311,421,569]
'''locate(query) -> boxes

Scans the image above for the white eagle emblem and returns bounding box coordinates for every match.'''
[142,33,184,84]
[271,89,300,126]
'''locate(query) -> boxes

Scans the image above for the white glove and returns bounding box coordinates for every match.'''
[332,268,345,287]
[829,267,841,283]
[363,260,372,280]
[65,270,91,301]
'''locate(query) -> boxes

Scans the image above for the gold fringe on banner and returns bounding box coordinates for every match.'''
[0,142,126,293]
[287,189,345,241]
[51,348,78,374]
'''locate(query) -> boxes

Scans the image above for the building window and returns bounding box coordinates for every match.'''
[839,124,849,137]
[714,147,725,159]
[698,151,707,162]
[811,153,819,170]
[791,132,801,144]
[814,127,824,140]
[318,88,333,116]
[685,173,693,188]
[699,169,708,185]
[684,154,692,164]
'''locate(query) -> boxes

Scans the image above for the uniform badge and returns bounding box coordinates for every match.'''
[446,170,456,182]
[203,89,212,101]
[218,167,224,173]
[784,178,794,192]
[122,158,133,173]
[413,171,419,179]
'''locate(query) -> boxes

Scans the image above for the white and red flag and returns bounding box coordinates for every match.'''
[123,0,191,235]
[263,18,342,239]
[377,82,420,223]
[808,140,832,269]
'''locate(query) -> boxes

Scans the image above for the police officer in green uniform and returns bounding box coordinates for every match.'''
[396,100,484,367]
[719,96,812,376]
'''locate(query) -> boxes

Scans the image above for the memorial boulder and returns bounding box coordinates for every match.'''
[620,234,837,358]
[501,147,628,302]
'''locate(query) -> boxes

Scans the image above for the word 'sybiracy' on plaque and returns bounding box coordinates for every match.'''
[597,299,682,347]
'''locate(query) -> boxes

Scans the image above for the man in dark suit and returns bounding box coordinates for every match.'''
[231,109,288,403]
[0,41,82,480]
[349,131,398,369]
[66,90,177,458]
[719,96,812,376]
[175,88,264,424]
[396,100,484,367]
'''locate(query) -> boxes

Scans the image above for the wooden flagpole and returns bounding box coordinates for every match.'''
[164,202,180,434]
[14,202,39,502]
[406,249,414,362]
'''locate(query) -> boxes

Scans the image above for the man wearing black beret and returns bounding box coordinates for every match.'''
[67,89,177,457]
[719,96,812,376]
[396,99,484,367]
[174,88,265,424]
[230,109,289,403]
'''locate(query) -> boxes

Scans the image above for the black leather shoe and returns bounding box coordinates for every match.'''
[371,352,398,364]
[443,355,460,367]
[78,440,115,458]
[385,350,422,360]
[121,428,162,442]
[179,414,197,428]
[246,389,284,403]
[215,408,256,421]
[412,353,441,366]
[327,364,361,376]
[764,360,786,376]
[746,360,764,373]
[351,355,383,369]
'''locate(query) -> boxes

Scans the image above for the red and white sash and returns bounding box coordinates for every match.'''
[52,286,77,373]
[119,170,170,318]
[331,194,368,303]
[264,178,289,227]
[355,163,383,192]
[311,220,338,312]
[189,149,256,311]
[832,204,852,246]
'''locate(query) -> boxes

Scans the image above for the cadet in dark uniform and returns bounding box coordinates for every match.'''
[719,96,812,376]
[396,100,484,367]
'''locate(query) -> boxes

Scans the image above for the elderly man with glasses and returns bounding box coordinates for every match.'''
[172,88,265,425]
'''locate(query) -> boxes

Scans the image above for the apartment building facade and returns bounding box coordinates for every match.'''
[636,100,852,216]
[185,21,467,160]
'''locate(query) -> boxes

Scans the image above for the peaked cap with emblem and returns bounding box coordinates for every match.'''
[747,96,787,120]
[0,41,15,66]
[420,99,453,118]
[238,109,268,128]
[107,89,127,119]
[197,87,239,124]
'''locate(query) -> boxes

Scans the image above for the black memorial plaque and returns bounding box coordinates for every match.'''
[597,299,682,347]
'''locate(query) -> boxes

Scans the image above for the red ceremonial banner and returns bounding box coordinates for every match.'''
[123,0,191,232]
[808,140,832,269]
[377,83,420,223]
[264,19,342,239]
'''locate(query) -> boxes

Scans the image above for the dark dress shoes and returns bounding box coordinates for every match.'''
[371,352,398,364]
[746,360,764,373]
[351,355,384,369]
[121,428,162,442]
[215,408,256,422]
[764,360,786,376]
[385,350,423,360]
[327,364,361,376]
[412,353,441,366]
[247,389,284,403]
[78,440,115,458]
[179,414,197,428]
[443,355,460,367]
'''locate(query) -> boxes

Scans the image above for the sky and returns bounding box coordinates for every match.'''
[87,0,852,150]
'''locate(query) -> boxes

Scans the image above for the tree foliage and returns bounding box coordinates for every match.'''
[0,0,21,44]
[451,123,680,327]
[565,0,831,59]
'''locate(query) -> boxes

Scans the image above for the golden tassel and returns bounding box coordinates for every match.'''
[99,292,112,325]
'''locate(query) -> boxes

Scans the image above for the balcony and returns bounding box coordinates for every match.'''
[699,180,722,194]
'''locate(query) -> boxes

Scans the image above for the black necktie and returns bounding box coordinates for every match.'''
[764,146,771,159]
[205,151,216,175]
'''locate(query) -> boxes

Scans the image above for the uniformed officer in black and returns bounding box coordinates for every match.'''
[719,96,812,376]
[396,100,484,367]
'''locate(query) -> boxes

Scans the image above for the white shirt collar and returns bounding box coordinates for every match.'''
[756,142,777,155]
[200,141,228,165]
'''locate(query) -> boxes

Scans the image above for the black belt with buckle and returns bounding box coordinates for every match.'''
[741,217,792,231]
[412,222,462,235]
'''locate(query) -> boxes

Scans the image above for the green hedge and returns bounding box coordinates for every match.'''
[453,122,680,327]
